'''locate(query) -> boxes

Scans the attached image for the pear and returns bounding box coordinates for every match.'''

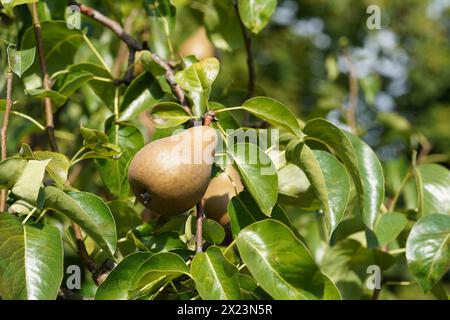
[128,126,218,216]
[201,165,244,225]
[179,27,215,60]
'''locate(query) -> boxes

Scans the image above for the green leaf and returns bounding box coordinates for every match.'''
[19,145,70,186]
[321,238,394,299]
[227,143,278,215]
[210,101,240,130]
[108,200,142,238]
[236,219,339,299]
[34,152,70,186]
[150,102,191,128]
[414,164,450,217]
[0,213,63,300]
[242,97,302,137]
[0,158,28,189]
[44,186,117,256]
[119,72,165,121]
[237,0,277,34]
[80,126,121,158]
[345,132,385,229]
[228,191,292,238]
[7,46,36,77]
[1,0,37,8]
[96,252,152,300]
[191,246,241,299]
[12,159,50,206]
[27,89,67,110]
[201,219,226,244]
[21,21,85,88]
[144,0,176,60]
[175,57,220,116]
[406,213,450,292]
[203,0,243,51]
[303,119,384,230]
[81,126,109,146]
[313,150,351,233]
[286,142,350,235]
[53,70,94,97]
[129,231,185,253]
[374,212,408,245]
[68,63,114,109]
[277,162,320,209]
[96,120,144,197]
[130,252,189,299]
[323,275,342,300]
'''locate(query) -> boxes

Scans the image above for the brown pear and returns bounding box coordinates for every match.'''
[128,126,218,216]
[179,27,215,60]
[202,165,244,225]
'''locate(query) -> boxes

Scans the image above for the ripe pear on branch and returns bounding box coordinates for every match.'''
[201,165,244,226]
[128,126,218,216]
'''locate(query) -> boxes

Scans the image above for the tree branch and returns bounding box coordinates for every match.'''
[69,0,143,51]
[118,47,135,85]
[344,52,358,134]
[30,2,58,152]
[195,203,204,253]
[30,2,103,284]
[234,2,256,99]
[70,1,189,109]
[0,70,13,212]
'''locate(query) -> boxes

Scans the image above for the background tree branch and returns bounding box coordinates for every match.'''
[69,0,189,109]
[29,2,103,284]
[344,52,358,134]
[234,2,256,99]
[0,70,13,212]
[30,2,58,152]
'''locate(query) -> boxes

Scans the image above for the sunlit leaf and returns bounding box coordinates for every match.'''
[0,213,63,300]
[191,246,241,299]
[7,46,36,77]
[406,213,450,292]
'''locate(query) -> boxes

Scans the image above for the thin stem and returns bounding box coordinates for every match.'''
[215,121,228,141]
[114,86,120,144]
[195,203,204,253]
[384,281,414,286]
[71,0,190,111]
[10,111,45,130]
[50,69,70,80]
[71,0,143,51]
[344,52,358,134]
[238,264,246,271]
[371,287,381,300]
[70,146,87,165]
[214,106,244,114]
[21,207,38,225]
[29,1,58,152]
[72,223,98,281]
[35,208,48,223]
[223,239,237,256]
[123,47,136,84]
[0,70,13,212]
[92,76,114,83]
[388,248,406,255]
[83,34,111,74]
[234,2,256,98]
[389,171,412,212]
[150,281,171,300]
[169,281,179,294]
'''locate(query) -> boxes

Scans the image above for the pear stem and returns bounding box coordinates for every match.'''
[202,111,216,127]
[195,203,205,253]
